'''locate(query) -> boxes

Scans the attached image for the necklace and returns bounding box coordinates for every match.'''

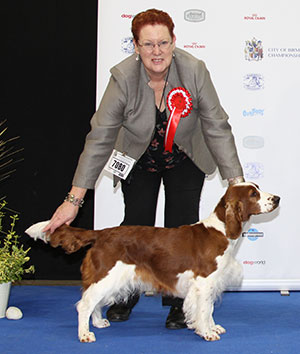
[146,60,172,111]
[158,65,170,111]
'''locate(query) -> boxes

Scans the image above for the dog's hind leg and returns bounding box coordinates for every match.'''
[92,302,110,329]
[77,261,137,342]
[77,284,103,343]
[77,280,117,342]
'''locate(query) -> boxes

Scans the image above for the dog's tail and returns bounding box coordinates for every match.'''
[25,221,98,254]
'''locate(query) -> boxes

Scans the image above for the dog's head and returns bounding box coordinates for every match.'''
[221,182,280,239]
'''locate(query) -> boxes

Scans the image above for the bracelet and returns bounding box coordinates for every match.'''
[64,193,84,207]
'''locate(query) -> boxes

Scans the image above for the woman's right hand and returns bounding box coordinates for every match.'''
[43,186,87,234]
[43,201,79,234]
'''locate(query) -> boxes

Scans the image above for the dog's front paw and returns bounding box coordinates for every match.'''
[79,331,96,343]
[196,329,221,341]
[92,318,110,328]
[212,324,226,335]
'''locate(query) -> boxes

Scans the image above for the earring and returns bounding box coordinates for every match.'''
[136,54,139,61]
[172,52,175,58]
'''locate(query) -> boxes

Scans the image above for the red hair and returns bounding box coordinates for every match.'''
[131,9,175,42]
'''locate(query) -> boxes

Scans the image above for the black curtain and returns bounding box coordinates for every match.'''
[1,0,98,279]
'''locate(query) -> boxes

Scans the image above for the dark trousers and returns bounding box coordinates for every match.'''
[121,157,206,307]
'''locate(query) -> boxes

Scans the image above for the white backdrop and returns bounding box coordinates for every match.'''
[94,0,300,291]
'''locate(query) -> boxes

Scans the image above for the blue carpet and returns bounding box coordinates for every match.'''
[1,286,300,354]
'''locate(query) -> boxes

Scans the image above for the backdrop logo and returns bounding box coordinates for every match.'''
[244,162,264,179]
[244,13,266,21]
[121,37,134,54]
[243,260,266,266]
[242,228,264,241]
[183,42,206,49]
[243,74,264,90]
[243,136,264,149]
[121,14,135,20]
[245,38,263,61]
[243,108,264,117]
[184,9,205,22]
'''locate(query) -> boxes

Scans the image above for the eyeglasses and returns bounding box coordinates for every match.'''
[138,40,172,52]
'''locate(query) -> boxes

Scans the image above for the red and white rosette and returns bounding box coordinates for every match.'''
[164,87,193,152]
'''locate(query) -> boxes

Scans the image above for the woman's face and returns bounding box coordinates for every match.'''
[134,24,176,80]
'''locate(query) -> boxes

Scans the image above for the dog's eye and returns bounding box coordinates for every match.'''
[251,191,257,197]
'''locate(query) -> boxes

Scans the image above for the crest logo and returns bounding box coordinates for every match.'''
[245,38,263,61]
[184,9,205,22]
[244,162,264,179]
[121,37,135,54]
[243,73,264,90]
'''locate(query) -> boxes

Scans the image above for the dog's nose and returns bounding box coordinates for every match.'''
[273,196,280,205]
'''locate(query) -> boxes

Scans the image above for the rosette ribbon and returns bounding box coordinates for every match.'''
[164,87,193,152]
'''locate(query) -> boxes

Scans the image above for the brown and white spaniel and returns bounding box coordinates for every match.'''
[26,182,280,342]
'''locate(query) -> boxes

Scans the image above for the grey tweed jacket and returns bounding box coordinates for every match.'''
[72,48,243,189]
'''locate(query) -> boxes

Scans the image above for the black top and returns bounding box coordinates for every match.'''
[136,107,187,172]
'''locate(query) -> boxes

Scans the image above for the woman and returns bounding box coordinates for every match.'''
[44,9,244,329]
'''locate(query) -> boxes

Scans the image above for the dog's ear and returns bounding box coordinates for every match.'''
[225,201,243,239]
